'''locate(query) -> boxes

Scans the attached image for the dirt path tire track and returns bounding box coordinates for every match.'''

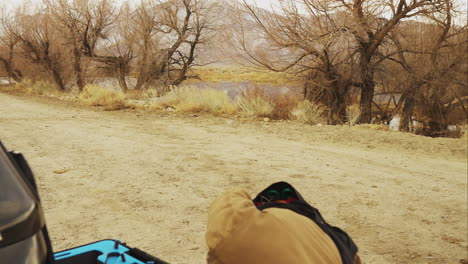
[0,92,466,263]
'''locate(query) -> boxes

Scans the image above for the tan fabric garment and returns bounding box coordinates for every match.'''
[206,189,343,264]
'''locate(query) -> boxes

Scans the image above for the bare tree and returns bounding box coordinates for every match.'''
[389,0,467,134]
[49,0,213,93]
[0,28,23,82]
[236,0,359,124]
[4,7,68,90]
[333,0,445,123]
[46,0,123,90]
[44,0,107,91]
[126,0,214,91]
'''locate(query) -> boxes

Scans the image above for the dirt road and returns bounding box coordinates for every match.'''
[0,92,466,263]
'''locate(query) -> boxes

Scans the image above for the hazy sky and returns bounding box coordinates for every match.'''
[2,0,281,10]
[2,0,466,16]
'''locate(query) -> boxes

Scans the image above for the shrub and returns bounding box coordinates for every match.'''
[191,67,295,85]
[15,80,61,96]
[157,86,236,114]
[269,94,301,120]
[355,124,390,131]
[237,87,274,117]
[347,103,361,126]
[141,88,160,100]
[291,100,325,125]
[79,84,126,110]
[461,124,467,140]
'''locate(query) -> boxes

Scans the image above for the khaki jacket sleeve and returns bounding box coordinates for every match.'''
[206,189,342,264]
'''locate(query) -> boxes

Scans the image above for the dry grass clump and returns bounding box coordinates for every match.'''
[191,67,297,85]
[79,84,126,110]
[157,86,236,114]
[236,87,301,119]
[237,88,274,117]
[355,124,390,131]
[347,103,361,126]
[457,124,467,140]
[141,88,160,100]
[15,80,62,97]
[291,100,325,125]
[269,94,302,120]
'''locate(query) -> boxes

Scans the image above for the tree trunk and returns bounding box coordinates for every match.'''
[134,39,151,90]
[117,60,128,93]
[426,93,448,137]
[73,47,85,91]
[51,66,65,91]
[7,44,23,82]
[327,91,337,125]
[0,57,23,83]
[399,91,415,132]
[359,55,375,123]
[336,91,347,124]
[134,75,148,90]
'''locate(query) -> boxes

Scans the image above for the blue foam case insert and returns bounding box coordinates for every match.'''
[54,239,158,264]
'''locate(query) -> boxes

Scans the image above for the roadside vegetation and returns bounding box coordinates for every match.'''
[0,0,466,138]
[188,67,298,85]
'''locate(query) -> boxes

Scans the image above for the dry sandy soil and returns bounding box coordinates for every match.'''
[0,92,467,264]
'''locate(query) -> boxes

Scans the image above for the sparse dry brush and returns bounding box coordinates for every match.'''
[236,87,302,119]
[291,101,325,125]
[15,80,62,97]
[0,0,466,137]
[237,87,273,117]
[347,104,361,126]
[78,85,126,110]
[235,0,467,135]
[1,0,214,92]
[157,86,236,114]
[190,67,296,85]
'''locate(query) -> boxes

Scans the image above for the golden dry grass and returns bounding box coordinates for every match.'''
[291,100,325,125]
[237,96,273,117]
[141,88,160,100]
[156,86,237,114]
[269,94,302,120]
[355,124,390,131]
[79,84,126,110]
[15,80,62,97]
[460,124,467,140]
[190,67,298,85]
[237,88,274,117]
[347,103,361,126]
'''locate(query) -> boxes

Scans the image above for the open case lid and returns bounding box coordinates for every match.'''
[0,142,44,248]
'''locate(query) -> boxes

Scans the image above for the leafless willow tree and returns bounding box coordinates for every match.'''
[329,0,446,123]
[0,27,23,82]
[45,0,117,91]
[124,0,214,91]
[44,0,212,93]
[238,0,449,124]
[3,7,69,90]
[236,0,360,124]
[388,0,467,134]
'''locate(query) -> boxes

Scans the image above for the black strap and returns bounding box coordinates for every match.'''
[255,182,358,264]
[127,247,170,264]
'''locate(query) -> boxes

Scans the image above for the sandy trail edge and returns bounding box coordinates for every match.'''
[0,92,466,264]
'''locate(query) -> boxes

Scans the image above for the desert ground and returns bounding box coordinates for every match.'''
[0,92,466,264]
